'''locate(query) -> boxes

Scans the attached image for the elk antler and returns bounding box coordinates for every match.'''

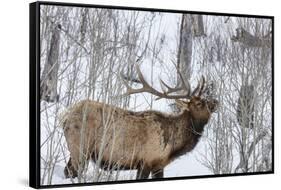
[122,65,205,100]
[159,68,191,96]
[198,76,206,96]
[191,76,205,96]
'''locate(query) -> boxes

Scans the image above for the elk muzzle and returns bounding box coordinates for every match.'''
[206,99,219,113]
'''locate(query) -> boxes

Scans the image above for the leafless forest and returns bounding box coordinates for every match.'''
[39,5,272,185]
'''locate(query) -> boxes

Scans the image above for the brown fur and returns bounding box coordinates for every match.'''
[61,96,218,179]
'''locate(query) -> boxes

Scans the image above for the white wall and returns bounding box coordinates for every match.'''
[0,0,279,189]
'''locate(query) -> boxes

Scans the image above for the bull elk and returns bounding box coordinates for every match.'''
[60,65,218,180]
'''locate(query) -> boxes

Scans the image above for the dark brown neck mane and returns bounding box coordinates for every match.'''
[168,110,208,161]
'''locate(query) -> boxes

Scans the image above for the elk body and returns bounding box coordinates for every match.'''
[60,65,218,179]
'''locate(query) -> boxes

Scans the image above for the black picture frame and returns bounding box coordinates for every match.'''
[30,1,274,188]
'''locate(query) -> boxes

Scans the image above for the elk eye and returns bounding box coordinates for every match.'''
[196,102,202,107]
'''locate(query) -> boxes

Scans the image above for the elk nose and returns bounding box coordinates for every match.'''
[208,99,218,112]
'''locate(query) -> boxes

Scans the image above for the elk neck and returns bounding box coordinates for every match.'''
[181,109,209,135]
[168,110,208,161]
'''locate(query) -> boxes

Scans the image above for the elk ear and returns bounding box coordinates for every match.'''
[175,100,190,111]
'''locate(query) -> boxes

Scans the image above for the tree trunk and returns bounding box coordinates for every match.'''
[41,24,61,102]
[177,14,205,82]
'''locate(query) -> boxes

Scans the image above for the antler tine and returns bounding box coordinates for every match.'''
[198,76,206,96]
[176,68,191,96]
[191,76,205,96]
[121,74,139,96]
[122,64,192,99]
[159,66,191,96]
[160,79,182,94]
[120,66,144,96]
[122,64,166,98]
[156,79,182,100]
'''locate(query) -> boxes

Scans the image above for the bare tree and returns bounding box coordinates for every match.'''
[177,14,205,82]
[196,16,272,174]
[41,24,61,102]
[39,6,272,185]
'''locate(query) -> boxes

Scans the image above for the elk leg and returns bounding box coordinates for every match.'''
[64,156,89,178]
[151,168,164,178]
[64,158,78,178]
[63,121,92,178]
[136,167,151,179]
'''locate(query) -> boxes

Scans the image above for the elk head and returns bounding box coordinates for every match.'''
[175,97,218,124]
